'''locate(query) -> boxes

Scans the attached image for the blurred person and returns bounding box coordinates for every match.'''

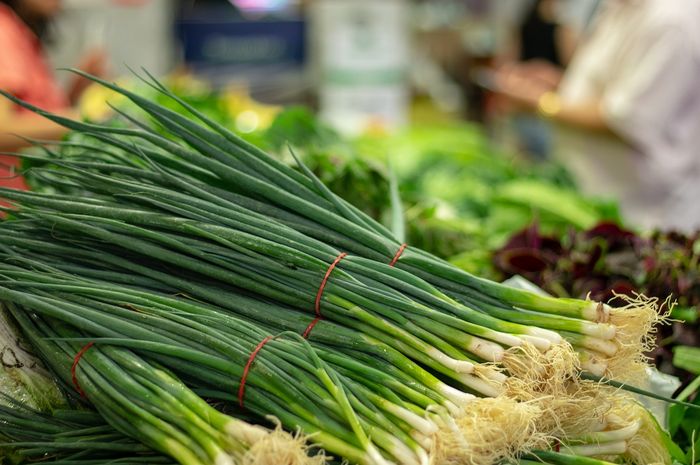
[517,0,575,67]
[501,0,598,159]
[510,0,570,159]
[495,0,700,232]
[0,0,106,188]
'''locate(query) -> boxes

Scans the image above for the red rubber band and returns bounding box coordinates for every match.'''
[389,243,407,267]
[302,316,323,339]
[71,342,95,398]
[238,336,274,408]
[554,439,561,452]
[314,253,347,317]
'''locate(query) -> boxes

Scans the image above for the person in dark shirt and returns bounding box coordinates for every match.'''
[505,0,579,159]
[520,0,564,66]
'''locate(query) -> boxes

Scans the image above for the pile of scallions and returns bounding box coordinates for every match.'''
[0,73,681,465]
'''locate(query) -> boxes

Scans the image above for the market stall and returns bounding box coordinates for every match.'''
[0,1,698,464]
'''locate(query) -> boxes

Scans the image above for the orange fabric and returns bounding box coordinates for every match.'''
[0,154,28,191]
[0,4,69,191]
[0,4,68,112]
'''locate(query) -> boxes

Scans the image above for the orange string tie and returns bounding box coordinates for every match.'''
[305,252,347,338]
[71,341,95,398]
[302,317,323,339]
[238,336,274,408]
[314,252,348,317]
[389,243,408,267]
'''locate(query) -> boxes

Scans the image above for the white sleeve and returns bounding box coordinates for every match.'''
[601,25,698,153]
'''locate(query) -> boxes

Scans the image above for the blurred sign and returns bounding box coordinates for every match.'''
[178,19,305,69]
[311,0,410,134]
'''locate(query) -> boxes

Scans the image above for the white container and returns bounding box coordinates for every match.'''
[310,0,410,135]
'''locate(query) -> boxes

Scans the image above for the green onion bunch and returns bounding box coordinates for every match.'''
[3,305,331,465]
[0,396,175,464]
[2,71,653,382]
[0,73,671,465]
[0,291,401,465]
[0,251,662,465]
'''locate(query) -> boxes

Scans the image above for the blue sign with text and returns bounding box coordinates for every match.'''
[177,19,305,69]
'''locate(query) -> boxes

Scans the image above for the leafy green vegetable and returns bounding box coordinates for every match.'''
[493,180,612,230]
[0,307,64,413]
[257,112,617,278]
[674,347,700,376]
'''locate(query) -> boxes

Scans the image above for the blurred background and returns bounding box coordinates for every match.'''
[43,0,579,131]
[1,0,699,421]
